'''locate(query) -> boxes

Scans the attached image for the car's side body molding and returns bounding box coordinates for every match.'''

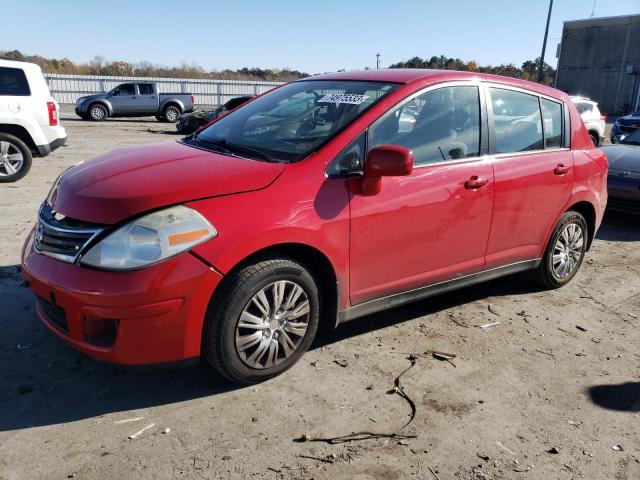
[337,258,541,323]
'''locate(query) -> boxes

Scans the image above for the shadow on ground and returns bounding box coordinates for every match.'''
[588,382,640,412]
[1,211,636,431]
[0,263,541,432]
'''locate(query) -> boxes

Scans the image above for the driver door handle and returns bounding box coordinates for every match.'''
[554,164,571,175]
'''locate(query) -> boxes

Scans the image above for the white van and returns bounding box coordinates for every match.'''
[0,59,67,182]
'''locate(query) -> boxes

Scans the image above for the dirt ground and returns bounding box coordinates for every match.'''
[1,107,639,480]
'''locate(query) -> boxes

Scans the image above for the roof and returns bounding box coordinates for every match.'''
[0,59,43,73]
[302,69,566,100]
[564,13,640,27]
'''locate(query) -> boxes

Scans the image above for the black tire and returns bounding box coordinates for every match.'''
[534,211,588,289]
[204,256,320,384]
[88,103,108,121]
[589,132,600,147]
[0,133,32,183]
[162,105,180,123]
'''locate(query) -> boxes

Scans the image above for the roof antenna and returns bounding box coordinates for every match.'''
[590,0,596,17]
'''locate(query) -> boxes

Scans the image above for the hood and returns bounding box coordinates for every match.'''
[76,94,104,104]
[601,144,640,173]
[617,114,640,125]
[49,141,284,224]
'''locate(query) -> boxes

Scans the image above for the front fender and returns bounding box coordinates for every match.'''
[82,98,112,115]
[185,171,351,310]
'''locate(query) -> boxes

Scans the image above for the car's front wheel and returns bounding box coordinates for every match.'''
[204,256,320,384]
[535,210,588,289]
[89,104,108,121]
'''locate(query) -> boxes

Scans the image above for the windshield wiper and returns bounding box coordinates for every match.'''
[199,137,277,162]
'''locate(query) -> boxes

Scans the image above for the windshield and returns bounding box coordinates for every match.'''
[183,80,398,163]
[621,128,640,146]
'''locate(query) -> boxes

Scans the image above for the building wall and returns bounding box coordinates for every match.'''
[556,15,640,115]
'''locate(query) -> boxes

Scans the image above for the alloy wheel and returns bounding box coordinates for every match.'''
[91,106,105,120]
[552,223,584,278]
[0,141,24,177]
[166,109,178,122]
[235,280,310,369]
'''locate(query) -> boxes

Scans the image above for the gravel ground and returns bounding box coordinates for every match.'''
[0,107,639,480]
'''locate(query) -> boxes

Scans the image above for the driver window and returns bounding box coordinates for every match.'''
[369,86,480,166]
[114,84,135,96]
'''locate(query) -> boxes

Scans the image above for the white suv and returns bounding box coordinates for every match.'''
[570,96,606,147]
[0,59,67,182]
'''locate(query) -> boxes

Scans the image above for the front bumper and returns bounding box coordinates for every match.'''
[21,230,222,365]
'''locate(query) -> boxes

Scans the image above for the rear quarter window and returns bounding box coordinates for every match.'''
[0,67,31,96]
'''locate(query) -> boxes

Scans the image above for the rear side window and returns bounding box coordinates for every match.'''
[369,86,481,166]
[0,67,31,96]
[541,99,563,149]
[575,102,592,114]
[490,88,543,153]
[138,84,154,95]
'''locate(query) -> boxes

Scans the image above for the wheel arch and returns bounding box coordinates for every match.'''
[566,200,597,250]
[0,123,37,154]
[88,101,112,116]
[205,242,339,335]
[162,101,184,114]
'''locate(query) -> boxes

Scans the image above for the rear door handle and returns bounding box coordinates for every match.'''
[554,164,571,175]
[464,176,490,189]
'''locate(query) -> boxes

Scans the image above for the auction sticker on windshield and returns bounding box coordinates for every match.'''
[318,93,369,105]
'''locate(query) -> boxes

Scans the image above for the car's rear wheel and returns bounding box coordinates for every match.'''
[89,104,108,121]
[204,256,320,384]
[162,105,180,123]
[535,211,588,289]
[589,131,600,147]
[0,134,32,183]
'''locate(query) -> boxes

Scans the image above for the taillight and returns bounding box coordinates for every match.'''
[47,101,59,126]
[600,114,607,121]
[190,95,195,105]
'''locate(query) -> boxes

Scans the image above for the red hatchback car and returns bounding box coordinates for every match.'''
[22,70,607,384]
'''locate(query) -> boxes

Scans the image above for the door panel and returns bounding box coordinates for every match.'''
[109,84,136,114]
[348,159,494,305]
[484,87,573,268]
[485,150,572,267]
[136,84,157,113]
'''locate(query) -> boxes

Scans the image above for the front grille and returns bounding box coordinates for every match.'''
[34,203,104,263]
[37,296,68,333]
[619,124,639,134]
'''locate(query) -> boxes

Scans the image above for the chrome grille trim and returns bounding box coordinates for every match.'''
[34,204,105,264]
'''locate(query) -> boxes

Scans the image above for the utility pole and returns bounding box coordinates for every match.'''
[376,53,381,69]
[537,0,554,83]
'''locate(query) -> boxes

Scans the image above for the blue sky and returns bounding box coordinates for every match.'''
[2,0,639,73]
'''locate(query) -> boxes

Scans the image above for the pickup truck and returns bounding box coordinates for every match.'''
[75,82,195,122]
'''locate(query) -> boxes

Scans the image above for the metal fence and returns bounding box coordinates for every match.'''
[44,73,283,107]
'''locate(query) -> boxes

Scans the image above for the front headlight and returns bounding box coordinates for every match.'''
[81,205,216,270]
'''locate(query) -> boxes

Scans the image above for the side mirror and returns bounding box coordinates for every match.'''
[361,145,413,195]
